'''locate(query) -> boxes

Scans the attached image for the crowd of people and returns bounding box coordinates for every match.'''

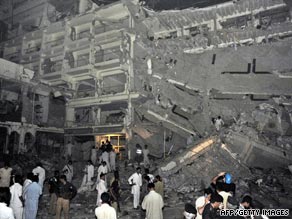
[0,161,77,219]
[0,139,262,219]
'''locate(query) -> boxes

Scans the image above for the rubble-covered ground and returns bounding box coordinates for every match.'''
[7,136,292,219]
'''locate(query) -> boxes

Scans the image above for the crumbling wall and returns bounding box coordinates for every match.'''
[129,0,292,167]
[47,96,66,128]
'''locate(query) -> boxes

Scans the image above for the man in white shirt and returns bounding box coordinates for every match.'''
[145,168,154,183]
[97,161,108,184]
[217,183,232,209]
[0,190,15,219]
[109,149,116,171]
[0,162,13,188]
[101,151,110,172]
[96,173,107,206]
[62,160,74,183]
[23,175,42,219]
[128,167,142,209]
[195,188,212,219]
[32,162,46,190]
[22,172,33,193]
[142,183,164,219]
[214,116,224,131]
[95,192,117,219]
[78,160,95,193]
[10,175,23,219]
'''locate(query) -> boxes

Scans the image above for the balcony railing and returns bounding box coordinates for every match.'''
[76,89,95,98]
[94,48,121,63]
[24,46,41,54]
[77,30,91,40]
[43,62,63,74]
[76,57,89,67]
[45,38,64,48]
[102,84,125,95]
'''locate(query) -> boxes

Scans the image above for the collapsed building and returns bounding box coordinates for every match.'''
[0,0,292,218]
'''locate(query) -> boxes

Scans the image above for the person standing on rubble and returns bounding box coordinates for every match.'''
[32,162,46,191]
[214,116,224,131]
[78,160,95,193]
[135,144,143,167]
[55,175,77,219]
[96,173,107,206]
[184,203,197,219]
[101,150,111,172]
[109,170,121,213]
[109,149,116,171]
[62,160,73,183]
[143,145,150,168]
[23,172,33,193]
[145,168,154,183]
[142,183,164,219]
[210,172,226,193]
[195,188,213,219]
[48,170,60,215]
[0,162,13,189]
[128,167,142,209]
[154,175,164,198]
[23,175,42,219]
[216,182,232,209]
[100,141,106,152]
[9,175,23,219]
[97,161,108,184]
[95,192,117,219]
[106,139,113,152]
[202,193,223,219]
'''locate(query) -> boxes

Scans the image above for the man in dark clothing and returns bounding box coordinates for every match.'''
[55,175,77,219]
[106,140,113,152]
[202,193,223,219]
[48,170,60,215]
[109,170,121,212]
[237,195,253,219]
[100,141,106,152]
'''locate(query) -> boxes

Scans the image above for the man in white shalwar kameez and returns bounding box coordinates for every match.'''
[32,162,46,190]
[22,173,33,193]
[10,175,23,219]
[109,149,116,171]
[62,160,74,183]
[142,183,164,219]
[97,161,108,184]
[96,173,107,206]
[101,151,111,172]
[128,167,142,209]
[78,160,95,193]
